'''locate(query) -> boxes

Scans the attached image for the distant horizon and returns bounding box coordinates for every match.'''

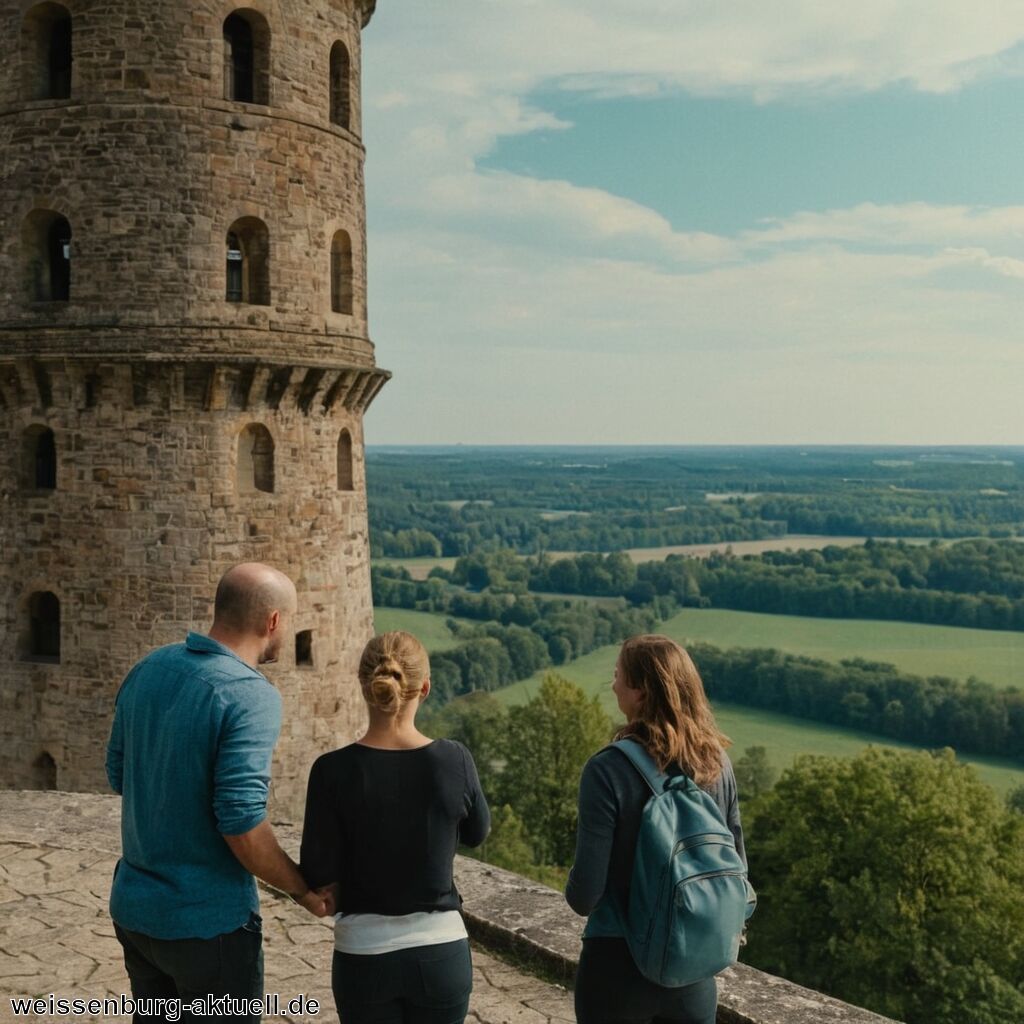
[367,442,1024,451]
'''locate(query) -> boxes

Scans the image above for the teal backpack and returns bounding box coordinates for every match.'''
[600,738,756,988]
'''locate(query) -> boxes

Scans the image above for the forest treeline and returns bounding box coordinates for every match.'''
[369,494,1024,557]
[370,500,784,557]
[689,641,1024,761]
[524,538,1024,631]
[373,561,1024,762]
[367,447,1024,556]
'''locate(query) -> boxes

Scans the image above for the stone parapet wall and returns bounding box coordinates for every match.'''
[452,857,904,1024]
[0,328,379,369]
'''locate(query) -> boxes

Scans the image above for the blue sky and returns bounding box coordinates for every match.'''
[360,2,1024,444]
[483,81,1024,234]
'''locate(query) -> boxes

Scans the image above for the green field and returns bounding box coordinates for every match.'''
[372,605,1024,794]
[373,608,463,652]
[375,556,457,580]
[492,641,1024,796]
[656,607,1022,689]
[375,605,1023,688]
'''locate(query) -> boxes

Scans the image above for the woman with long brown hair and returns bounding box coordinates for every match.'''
[565,634,746,1024]
[300,631,490,1024]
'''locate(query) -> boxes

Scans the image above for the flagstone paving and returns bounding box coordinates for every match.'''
[0,794,573,1024]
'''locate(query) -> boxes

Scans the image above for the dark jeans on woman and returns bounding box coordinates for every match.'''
[113,912,263,1024]
[332,938,473,1024]
[575,938,718,1024]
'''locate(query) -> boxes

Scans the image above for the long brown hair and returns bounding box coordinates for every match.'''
[358,631,429,714]
[614,634,730,785]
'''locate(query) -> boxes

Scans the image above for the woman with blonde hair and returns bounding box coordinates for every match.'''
[300,631,490,1024]
[566,634,746,1024]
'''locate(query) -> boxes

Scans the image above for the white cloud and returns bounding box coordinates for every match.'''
[368,2,1024,102]
[944,246,1024,280]
[746,203,1024,247]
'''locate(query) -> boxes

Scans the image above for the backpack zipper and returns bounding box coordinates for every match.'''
[675,868,744,890]
[671,835,733,857]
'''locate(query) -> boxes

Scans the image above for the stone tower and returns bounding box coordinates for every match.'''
[0,0,388,818]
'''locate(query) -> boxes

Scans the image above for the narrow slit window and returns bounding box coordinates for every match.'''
[32,752,58,791]
[330,230,353,315]
[329,41,350,130]
[23,210,71,302]
[296,630,314,667]
[48,217,71,300]
[223,11,270,105]
[48,12,72,98]
[337,429,354,491]
[226,232,244,301]
[237,423,275,494]
[23,425,56,490]
[225,219,270,305]
[26,591,61,663]
[22,3,72,101]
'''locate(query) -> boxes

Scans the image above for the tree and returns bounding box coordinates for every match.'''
[1007,784,1024,815]
[733,746,778,800]
[744,748,1024,1024]
[497,673,614,866]
[471,804,535,874]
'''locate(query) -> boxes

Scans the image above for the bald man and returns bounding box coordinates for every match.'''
[106,563,324,1021]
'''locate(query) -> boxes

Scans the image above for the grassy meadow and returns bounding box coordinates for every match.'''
[373,607,465,651]
[657,607,1022,690]
[373,606,1024,795]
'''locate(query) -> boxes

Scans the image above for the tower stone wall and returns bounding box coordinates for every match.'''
[0,0,386,818]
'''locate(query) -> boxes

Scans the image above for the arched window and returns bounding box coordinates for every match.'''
[337,429,354,491]
[23,210,71,302]
[22,3,72,101]
[225,218,270,305]
[223,10,270,105]
[237,424,275,493]
[22,426,57,490]
[32,752,58,790]
[329,41,350,130]
[330,230,353,314]
[25,591,60,663]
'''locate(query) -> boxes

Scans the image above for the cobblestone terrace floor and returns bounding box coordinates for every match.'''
[0,793,574,1024]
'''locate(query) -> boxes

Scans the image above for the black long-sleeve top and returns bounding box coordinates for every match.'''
[300,739,490,916]
[565,746,744,919]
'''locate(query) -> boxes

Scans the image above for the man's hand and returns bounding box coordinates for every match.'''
[315,883,339,917]
[223,820,317,910]
[295,889,329,917]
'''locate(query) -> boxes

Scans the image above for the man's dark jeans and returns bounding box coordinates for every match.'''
[113,912,263,1023]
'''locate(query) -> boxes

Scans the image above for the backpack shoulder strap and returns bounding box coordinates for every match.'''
[610,738,670,796]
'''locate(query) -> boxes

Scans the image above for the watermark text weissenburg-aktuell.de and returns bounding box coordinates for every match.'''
[10,993,321,1019]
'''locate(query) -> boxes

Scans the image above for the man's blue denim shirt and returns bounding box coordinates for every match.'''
[106,632,282,940]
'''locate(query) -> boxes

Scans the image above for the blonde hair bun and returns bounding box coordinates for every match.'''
[358,632,429,714]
